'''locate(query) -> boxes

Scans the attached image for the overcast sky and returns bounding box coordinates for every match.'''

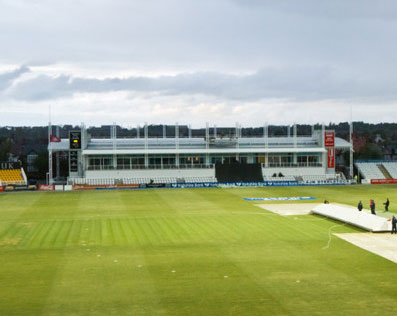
[1,0,396,127]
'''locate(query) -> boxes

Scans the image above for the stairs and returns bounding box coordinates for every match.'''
[377,164,392,179]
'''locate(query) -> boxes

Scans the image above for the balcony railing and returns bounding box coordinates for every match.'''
[263,162,323,168]
[87,163,214,171]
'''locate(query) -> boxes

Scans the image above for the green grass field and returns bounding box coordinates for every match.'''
[1,185,397,316]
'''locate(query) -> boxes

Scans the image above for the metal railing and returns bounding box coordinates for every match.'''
[87,163,215,171]
[263,162,323,168]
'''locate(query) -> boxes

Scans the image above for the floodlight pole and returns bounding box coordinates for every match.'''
[235,122,239,162]
[350,120,354,180]
[56,125,60,179]
[48,115,53,185]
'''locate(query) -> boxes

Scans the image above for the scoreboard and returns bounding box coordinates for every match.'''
[69,131,82,173]
[69,131,82,149]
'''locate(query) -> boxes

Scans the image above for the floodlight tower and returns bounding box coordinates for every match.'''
[349,108,354,179]
[48,105,53,185]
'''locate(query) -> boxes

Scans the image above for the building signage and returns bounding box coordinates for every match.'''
[38,185,55,191]
[324,131,335,169]
[171,181,299,189]
[0,162,16,169]
[327,148,335,169]
[72,184,140,190]
[371,179,397,184]
[244,197,316,201]
[324,131,335,147]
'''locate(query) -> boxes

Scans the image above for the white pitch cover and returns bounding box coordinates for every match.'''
[312,204,391,232]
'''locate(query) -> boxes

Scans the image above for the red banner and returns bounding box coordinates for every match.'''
[324,131,335,147]
[38,184,55,191]
[327,148,335,168]
[0,186,4,192]
[371,179,397,184]
[50,135,61,142]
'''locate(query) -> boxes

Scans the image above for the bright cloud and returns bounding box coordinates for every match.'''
[0,0,396,126]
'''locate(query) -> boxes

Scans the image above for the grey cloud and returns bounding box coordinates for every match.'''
[0,66,30,91]
[6,65,397,103]
[230,0,397,20]
[2,0,396,73]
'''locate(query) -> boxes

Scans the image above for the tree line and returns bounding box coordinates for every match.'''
[0,122,396,179]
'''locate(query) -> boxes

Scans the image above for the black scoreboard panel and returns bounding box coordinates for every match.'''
[70,131,82,149]
[70,151,78,172]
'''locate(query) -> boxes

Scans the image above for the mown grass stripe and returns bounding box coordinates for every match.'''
[180,216,213,243]
[142,217,167,245]
[53,220,74,248]
[94,219,102,245]
[29,220,55,249]
[105,219,115,246]
[134,218,156,247]
[188,216,219,242]
[115,218,128,245]
[149,217,175,245]
[41,221,61,248]
[161,216,189,244]
[110,218,124,245]
[65,220,81,247]
[119,219,134,245]
[126,219,143,247]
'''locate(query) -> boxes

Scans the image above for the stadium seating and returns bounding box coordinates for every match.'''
[300,174,345,184]
[355,162,386,180]
[262,175,296,182]
[68,174,350,185]
[0,169,25,185]
[381,162,397,178]
[261,173,346,184]
[68,176,218,185]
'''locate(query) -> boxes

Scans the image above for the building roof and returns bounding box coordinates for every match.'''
[48,135,351,154]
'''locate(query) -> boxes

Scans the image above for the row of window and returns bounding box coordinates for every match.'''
[87,154,320,168]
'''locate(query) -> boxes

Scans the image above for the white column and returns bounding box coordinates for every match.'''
[144,122,148,168]
[205,122,209,166]
[322,123,326,170]
[112,123,117,170]
[48,122,53,184]
[175,123,179,167]
[235,122,239,161]
[293,123,297,164]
